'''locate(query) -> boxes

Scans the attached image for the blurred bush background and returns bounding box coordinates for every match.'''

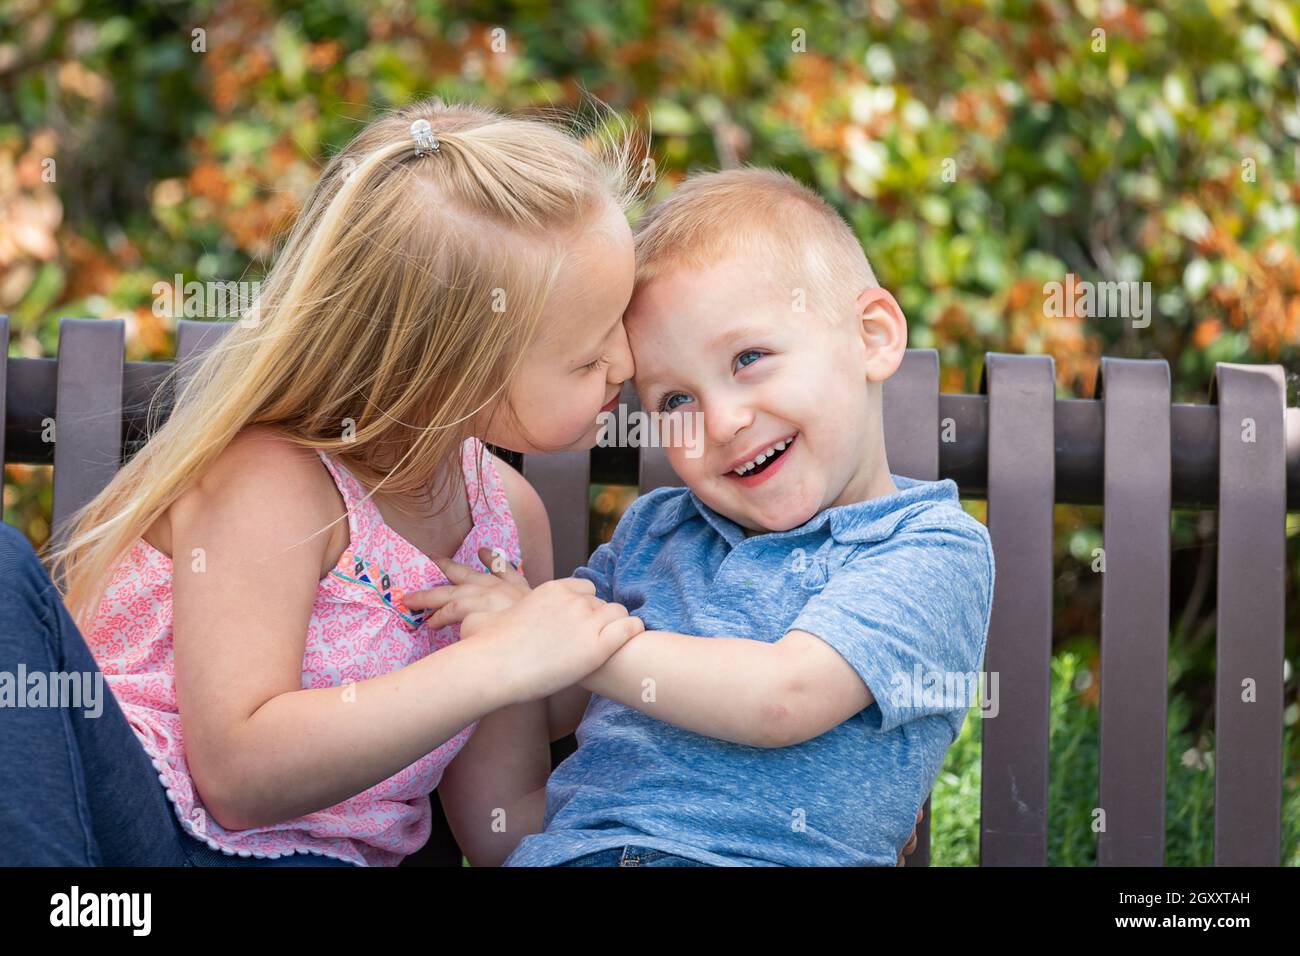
[2,0,1298,863]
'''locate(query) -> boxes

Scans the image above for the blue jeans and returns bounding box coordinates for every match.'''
[557,845,713,867]
[0,522,355,867]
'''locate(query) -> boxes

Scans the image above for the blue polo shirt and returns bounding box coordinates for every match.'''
[503,475,994,867]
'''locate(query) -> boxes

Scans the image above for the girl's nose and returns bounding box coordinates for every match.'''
[608,321,635,385]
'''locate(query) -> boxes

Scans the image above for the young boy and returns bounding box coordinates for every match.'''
[439,167,992,866]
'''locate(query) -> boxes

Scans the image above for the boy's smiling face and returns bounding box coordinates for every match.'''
[625,255,905,535]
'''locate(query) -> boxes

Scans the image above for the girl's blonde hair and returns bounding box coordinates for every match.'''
[49,97,646,626]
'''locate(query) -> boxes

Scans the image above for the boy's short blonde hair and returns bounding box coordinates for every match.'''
[633,166,878,321]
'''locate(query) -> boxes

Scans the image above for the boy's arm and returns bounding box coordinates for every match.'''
[578,629,872,748]
[582,521,994,749]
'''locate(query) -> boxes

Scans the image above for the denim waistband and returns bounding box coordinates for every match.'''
[557,844,711,867]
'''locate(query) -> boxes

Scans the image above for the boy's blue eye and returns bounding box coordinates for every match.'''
[654,350,765,413]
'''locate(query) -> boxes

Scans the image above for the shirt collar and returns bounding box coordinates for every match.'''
[645,475,960,547]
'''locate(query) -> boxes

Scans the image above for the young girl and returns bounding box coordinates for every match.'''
[0,99,646,866]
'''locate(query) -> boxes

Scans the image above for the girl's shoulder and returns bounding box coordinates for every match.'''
[481,449,553,585]
[214,424,321,475]
[165,425,347,577]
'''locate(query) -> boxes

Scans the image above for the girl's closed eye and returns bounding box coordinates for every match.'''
[582,355,611,372]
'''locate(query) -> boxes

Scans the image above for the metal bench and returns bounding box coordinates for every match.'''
[4,316,1296,866]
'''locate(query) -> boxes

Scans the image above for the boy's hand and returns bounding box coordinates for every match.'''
[896,806,924,866]
[404,547,532,631]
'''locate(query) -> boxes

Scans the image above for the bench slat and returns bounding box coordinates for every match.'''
[1096,357,1171,866]
[50,319,125,559]
[883,348,941,866]
[175,319,234,395]
[883,349,941,480]
[521,448,591,578]
[978,353,1055,866]
[1211,362,1286,865]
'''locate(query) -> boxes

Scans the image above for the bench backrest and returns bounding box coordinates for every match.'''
[3,316,1295,866]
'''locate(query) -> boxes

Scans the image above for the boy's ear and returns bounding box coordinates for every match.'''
[854,287,908,382]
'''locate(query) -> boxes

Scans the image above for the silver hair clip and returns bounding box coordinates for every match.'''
[410,118,440,156]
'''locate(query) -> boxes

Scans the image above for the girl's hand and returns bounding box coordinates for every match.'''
[452,576,643,702]
[404,547,531,631]
[896,806,924,866]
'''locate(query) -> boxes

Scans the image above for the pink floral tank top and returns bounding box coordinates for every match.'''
[85,436,524,866]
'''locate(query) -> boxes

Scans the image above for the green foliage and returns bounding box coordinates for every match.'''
[932,651,1300,865]
[5,1,1299,384]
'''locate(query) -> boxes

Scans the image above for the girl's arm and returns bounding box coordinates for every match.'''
[545,685,592,741]
[171,431,632,833]
[435,697,551,866]
[171,431,525,831]
[436,456,557,866]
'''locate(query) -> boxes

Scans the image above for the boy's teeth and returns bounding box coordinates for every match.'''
[733,435,794,475]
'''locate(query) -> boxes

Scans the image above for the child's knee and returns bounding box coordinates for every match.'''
[0,523,57,606]
[0,521,39,564]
